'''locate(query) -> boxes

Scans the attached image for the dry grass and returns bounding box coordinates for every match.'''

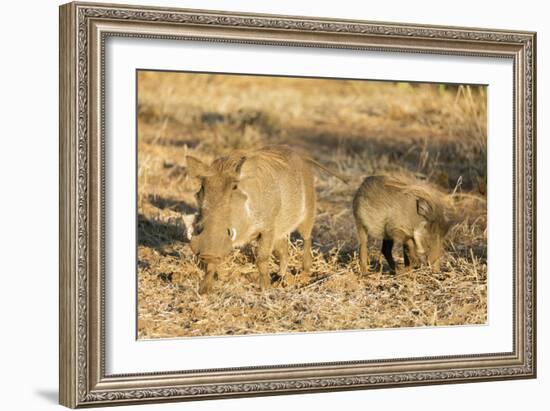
[136,71,487,339]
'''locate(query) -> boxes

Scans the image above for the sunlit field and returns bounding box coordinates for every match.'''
[136,71,487,339]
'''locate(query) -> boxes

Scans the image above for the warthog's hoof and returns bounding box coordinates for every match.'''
[198,278,213,294]
[359,265,370,276]
[429,262,441,272]
[259,275,271,290]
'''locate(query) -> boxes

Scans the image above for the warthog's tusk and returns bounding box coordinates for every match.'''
[230,227,237,241]
[181,214,196,241]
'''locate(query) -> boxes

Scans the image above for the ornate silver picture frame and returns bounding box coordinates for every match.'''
[59,1,536,408]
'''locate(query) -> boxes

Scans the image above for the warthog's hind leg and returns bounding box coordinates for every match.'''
[299,165,316,276]
[356,223,370,275]
[298,223,313,275]
[257,231,275,290]
[273,237,289,282]
[403,238,421,269]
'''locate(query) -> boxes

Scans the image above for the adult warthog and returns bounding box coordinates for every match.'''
[186,146,346,293]
[353,175,457,275]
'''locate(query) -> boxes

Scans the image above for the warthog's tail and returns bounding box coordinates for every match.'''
[305,157,350,184]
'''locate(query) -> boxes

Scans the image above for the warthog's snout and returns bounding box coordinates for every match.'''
[196,253,223,265]
[190,236,220,263]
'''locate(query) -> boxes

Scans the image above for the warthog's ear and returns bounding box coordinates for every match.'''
[416,198,435,222]
[231,156,246,181]
[185,156,214,178]
[233,156,247,178]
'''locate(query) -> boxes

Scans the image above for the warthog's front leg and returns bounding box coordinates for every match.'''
[403,238,421,269]
[381,239,397,274]
[256,232,275,290]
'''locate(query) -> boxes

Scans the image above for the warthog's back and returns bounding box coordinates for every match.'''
[353,175,421,240]
[231,146,314,241]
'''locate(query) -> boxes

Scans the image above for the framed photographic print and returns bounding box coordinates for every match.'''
[59,1,537,408]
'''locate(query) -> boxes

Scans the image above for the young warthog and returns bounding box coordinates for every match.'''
[186,145,345,293]
[353,175,455,275]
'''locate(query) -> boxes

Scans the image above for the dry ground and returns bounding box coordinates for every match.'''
[136,71,487,339]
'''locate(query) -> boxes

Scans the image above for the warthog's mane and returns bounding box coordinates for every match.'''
[382,174,454,213]
[211,146,295,178]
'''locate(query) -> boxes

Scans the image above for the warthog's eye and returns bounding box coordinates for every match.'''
[196,184,205,200]
[226,228,231,237]
[232,184,238,190]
